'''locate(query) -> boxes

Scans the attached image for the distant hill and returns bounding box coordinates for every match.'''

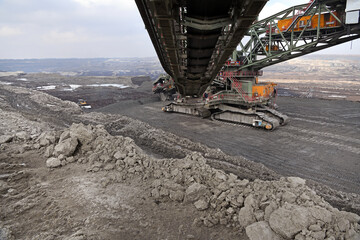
[0,57,165,79]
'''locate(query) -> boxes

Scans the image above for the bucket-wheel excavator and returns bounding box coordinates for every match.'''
[136,0,360,130]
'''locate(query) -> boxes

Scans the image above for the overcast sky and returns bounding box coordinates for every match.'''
[0,0,359,59]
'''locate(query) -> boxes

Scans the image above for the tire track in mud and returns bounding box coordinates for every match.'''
[286,125,360,145]
[278,131,360,155]
[192,123,332,182]
[208,118,360,190]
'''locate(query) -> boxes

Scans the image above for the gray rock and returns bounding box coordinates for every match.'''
[337,217,350,232]
[310,230,326,240]
[159,187,169,197]
[69,123,94,145]
[184,183,209,203]
[151,188,160,199]
[215,170,227,181]
[169,190,185,202]
[0,227,13,240]
[345,228,360,240]
[114,151,126,160]
[238,179,249,187]
[309,206,332,224]
[238,205,256,227]
[38,131,56,147]
[264,201,278,221]
[246,221,282,240]
[15,131,30,141]
[104,163,115,170]
[0,135,13,144]
[194,199,209,211]
[66,156,75,163]
[269,205,314,239]
[339,211,360,223]
[244,194,257,208]
[163,180,184,191]
[282,191,297,204]
[33,143,41,150]
[254,210,265,221]
[237,195,244,206]
[217,182,230,191]
[53,137,78,157]
[287,177,306,188]
[124,156,136,166]
[46,157,61,168]
[59,130,70,142]
[294,233,306,240]
[99,154,111,163]
[308,224,322,232]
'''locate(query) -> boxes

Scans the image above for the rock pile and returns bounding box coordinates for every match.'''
[0,85,80,147]
[1,85,82,114]
[38,123,360,240]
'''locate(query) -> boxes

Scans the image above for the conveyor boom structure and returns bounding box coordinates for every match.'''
[136,0,360,130]
[135,0,268,97]
[238,0,360,71]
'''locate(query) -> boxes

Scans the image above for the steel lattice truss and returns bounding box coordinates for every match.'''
[135,0,268,96]
[238,0,360,71]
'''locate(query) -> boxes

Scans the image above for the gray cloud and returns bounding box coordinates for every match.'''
[0,0,155,58]
[0,0,358,59]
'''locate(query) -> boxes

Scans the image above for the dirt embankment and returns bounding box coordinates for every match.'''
[1,85,360,240]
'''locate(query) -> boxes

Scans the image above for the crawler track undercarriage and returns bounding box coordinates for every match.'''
[162,73,289,130]
[163,101,288,130]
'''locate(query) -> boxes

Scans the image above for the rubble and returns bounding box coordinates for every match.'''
[33,123,360,240]
[1,85,359,239]
[246,221,281,240]
[46,157,61,168]
[0,135,13,144]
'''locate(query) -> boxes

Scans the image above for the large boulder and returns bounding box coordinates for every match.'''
[37,131,57,147]
[238,194,258,227]
[269,204,320,239]
[238,205,256,227]
[184,183,209,203]
[53,137,78,157]
[246,221,282,240]
[287,177,306,188]
[69,123,95,145]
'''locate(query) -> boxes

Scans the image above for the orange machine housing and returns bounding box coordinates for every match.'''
[277,12,341,32]
[265,45,279,51]
[252,83,277,99]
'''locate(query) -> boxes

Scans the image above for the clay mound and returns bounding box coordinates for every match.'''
[0,85,81,114]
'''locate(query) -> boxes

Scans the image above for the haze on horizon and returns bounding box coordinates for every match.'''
[0,0,359,59]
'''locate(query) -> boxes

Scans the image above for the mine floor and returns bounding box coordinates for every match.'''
[97,96,360,195]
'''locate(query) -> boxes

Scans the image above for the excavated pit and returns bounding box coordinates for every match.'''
[0,84,359,240]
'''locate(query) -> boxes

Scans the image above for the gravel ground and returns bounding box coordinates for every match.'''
[1,84,360,240]
[96,96,360,196]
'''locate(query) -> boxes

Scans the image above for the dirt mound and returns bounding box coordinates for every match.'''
[23,123,359,239]
[1,85,81,114]
[1,85,360,239]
